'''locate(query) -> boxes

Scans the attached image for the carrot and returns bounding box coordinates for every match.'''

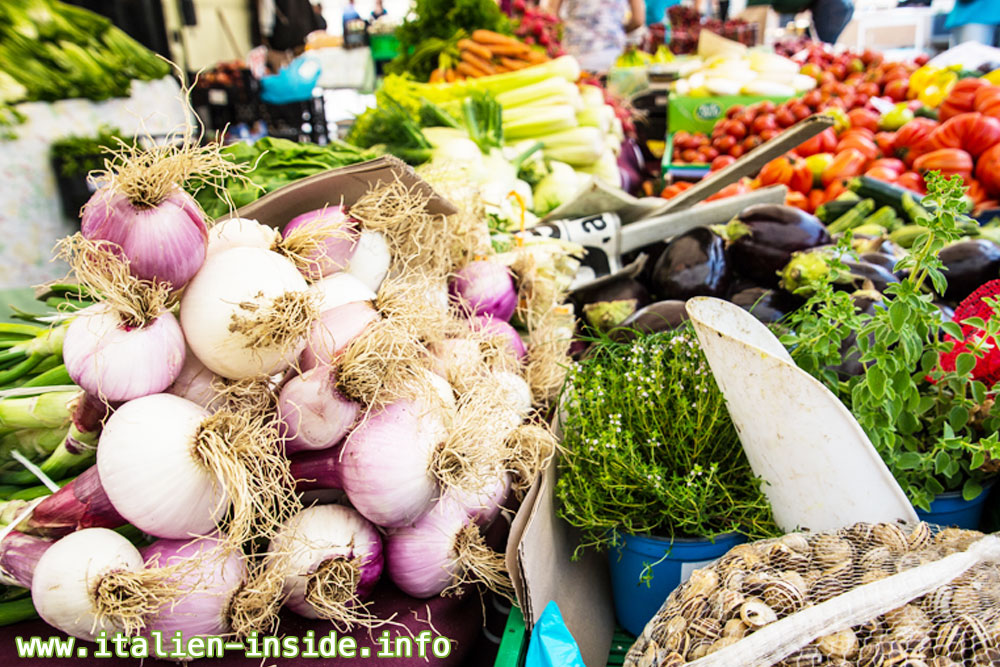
[471,29,523,47]
[494,64,512,73]
[457,39,493,61]
[460,51,496,75]
[524,49,548,64]
[456,62,488,78]
[500,57,531,71]
[429,68,445,83]
[484,43,530,57]
[444,68,457,83]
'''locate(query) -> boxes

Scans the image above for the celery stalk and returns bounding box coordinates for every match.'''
[502,105,578,141]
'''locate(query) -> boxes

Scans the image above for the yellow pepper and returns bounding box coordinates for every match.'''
[918,70,959,108]
[985,68,1000,86]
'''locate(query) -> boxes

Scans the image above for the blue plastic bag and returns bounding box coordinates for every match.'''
[525,601,586,667]
[259,56,321,105]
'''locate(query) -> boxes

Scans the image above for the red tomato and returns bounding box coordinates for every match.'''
[808,188,826,212]
[705,179,750,202]
[966,178,988,205]
[824,178,851,202]
[975,142,1000,197]
[789,158,814,195]
[864,166,899,182]
[725,120,748,140]
[757,101,776,114]
[681,149,700,163]
[758,156,796,187]
[883,79,908,102]
[660,181,695,199]
[874,131,897,157]
[940,78,989,122]
[796,128,838,156]
[802,90,822,109]
[710,155,736,172]
[775,107,797,128]
[858,81,880,98]
[837,135,879,161]
[840,127,875,141]
[730,145,746,158]
[893,117,938,165]
[790,103,812,121]
[895,171,926,194]
[822,148,868,186]
[913,148,973,181]
[785,191,810,211]
[743,136,763,151]
[725,105,744,119]
[700,146,720,161]
[974,85,1000,118]
[927,112,1000,158]
[847,108,880,133]
[759,128,781,142]
[713,135,737,152]
[870,157,905,175]
[752,115,778,133]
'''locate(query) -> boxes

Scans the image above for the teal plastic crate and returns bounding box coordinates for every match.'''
[494,606,634,667]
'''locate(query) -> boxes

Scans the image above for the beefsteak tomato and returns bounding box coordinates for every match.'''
[912,148,973,182]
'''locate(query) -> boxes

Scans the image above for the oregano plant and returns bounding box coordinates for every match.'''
[781,172,1000,511]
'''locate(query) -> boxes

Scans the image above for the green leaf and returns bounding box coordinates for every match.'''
[867,367,886,399]
[948,405,970,431]
[896,452,923,470]
[888,301,908,332]
[962,317,986,330]
[934,450,951,475]
[962,479,984,502]
[955,353,977,377]
[941,321,964,339]
[898,410,920,435]
[927,477,945,495]
[972,451,986,470]
[972,381,987,405]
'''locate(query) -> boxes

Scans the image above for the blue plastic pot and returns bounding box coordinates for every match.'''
[608,531,745,637]
[915,482,994,530]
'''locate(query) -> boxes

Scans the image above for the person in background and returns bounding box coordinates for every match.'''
[545,0,646,72]
[259,0,326,68]
[645,0,680,26]
[371,0,388,20]
[946,0,1000,47]
[741,0,853,44]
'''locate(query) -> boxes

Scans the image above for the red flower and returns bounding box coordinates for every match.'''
[937,279,1000,386]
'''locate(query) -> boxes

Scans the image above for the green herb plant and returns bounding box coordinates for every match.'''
[781,172,1000,511]
[50,126,126,178]
[555,327,777,556]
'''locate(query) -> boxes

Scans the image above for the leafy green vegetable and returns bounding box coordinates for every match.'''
[388,0,511,82]
[781,172,1000,511]
[50,126,125,177]
[556,327,778,555]
[190,137,378,220]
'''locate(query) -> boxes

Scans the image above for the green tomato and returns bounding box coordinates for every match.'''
[824,107,851,134]
[880,104,915,131]
[805,152,834,188]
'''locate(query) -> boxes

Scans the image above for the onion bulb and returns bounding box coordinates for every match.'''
[449,260,518,322]
[278,365,360,454]
[473,315,527,361]
[166,346,221,410]
[206,217,280,258]
[282,206,359,279]
[0,531,52,588]
[309,272,376,313]
[346,230,391,293]
[180,247,318,380]
[299,300,378,373]
[269,505,383,627]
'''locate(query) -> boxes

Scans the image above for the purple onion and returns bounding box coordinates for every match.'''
[449,260,518,322]
[300,301,378,372]
[166,346,220,410]
[446,467,511,528]
[290,447,343,492]
[278,366,360,454]
[282,207,360,278]
[269,505,383,619]
[472,315,526,360]
[81,187,208,290]
[23,465,126,538]
[140,534,247,640]
[0,532,52,588]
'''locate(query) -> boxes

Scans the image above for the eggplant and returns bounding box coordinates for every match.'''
[719,204,831,288]
[828,291,882,379]
[569,256,652,314]
[938,240,1000,303]
[839,260,899,294]
[781,252,898,295]
[729,287,800,324]
[649,227,731,300]
[609,300,689,342]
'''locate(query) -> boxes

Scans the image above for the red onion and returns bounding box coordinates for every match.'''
[300,300,378,372]
[81,188,207,290]
[139,534,246,641]
[449,260,518,322]
[0,531,52,588]
[473,315,527,360]
[269,505,383,623]
[290,447,343,492]
[63,304,185,402]
[19,465,125,538]
[282,206,359,279]
[278,366,359,454]
[447,466,511,528]
[340,399,444,528]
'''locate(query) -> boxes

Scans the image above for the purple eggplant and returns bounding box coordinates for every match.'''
[939,240,1000,303]
[569,258,652,315]
[649,227,731,300]
[729,287,800,324]
[609,300,690,342]
[719,204,830,288]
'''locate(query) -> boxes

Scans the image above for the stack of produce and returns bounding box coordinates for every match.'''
[431,30,550,82]
[0,134,570,640]
[669,39,814,98]
[0,0,170,135]
[509,0,564,59]
[667,5,756,55]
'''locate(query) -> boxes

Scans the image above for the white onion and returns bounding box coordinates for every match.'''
[63,303,185,402]
[31,528,145,641]
[166,346,221,410]
[494,371,533,423]
[180,247,312,380]
[97,394,226,538]
[206,217,280,258]
[309,272,376,313]
[278,366,360,454]
[427,338,484,385]
[346,230,390,292]
[269,505,383,620]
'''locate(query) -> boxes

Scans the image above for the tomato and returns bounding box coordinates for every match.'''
[680,149,700,163]
[726,120,748,140]
[673,130,691,148]
[875,131,897,156]
[660,181,695,199]
[758,101,777,115]
[848,108,879,132]
[726,105,744,119]
[752,115,778,134]
[796,128,838,156]
[743,136,763,151]
[974,85,1000,118]
[759,128,780,142]
[713,135,737,152]
[870,158,905,175]
[700,146,720,161]
[893,117,938,165]
[975,142,1000,197]
[822,148,868,186]
[705,179,750,202]
[940,78,989,122]
[858,82,880,98]
[824,178,851,202]
[802,90,823,109]
[790,103,812,121]
[804,153,834,187]
[837,135,879,161]
[808,188,826,212]
[895,171,926,194]
[758,156,797,187]
[965,178,988,205]
[775,107,796,128]
[864,166,899,183]
[913,148,973,181]
[785,191,810,212]
[928,112,1000,158]
[710,155,736,171]
[840,127,875,141]
[883,79,909,102]
[729,144,746,158]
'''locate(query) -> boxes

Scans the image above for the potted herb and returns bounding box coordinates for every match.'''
[50,126,126,218]
[555,326,777,636]
[782,172,1000,528]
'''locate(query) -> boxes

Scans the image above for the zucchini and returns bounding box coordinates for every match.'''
[853,223,888,237]
[901,191,932,224]
[848,176,923,219]
[863,205,900,232]
[828,198,876,234]
[889,224,929,249]
[816,193,862,223]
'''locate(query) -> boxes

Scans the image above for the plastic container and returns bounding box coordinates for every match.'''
[916,483,995,530]
[608,531,745,636]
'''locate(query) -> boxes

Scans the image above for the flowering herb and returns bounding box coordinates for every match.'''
[781,172,1000,511]
[555,327,777,555]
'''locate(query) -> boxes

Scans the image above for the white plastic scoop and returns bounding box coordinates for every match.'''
[685,297,918,533]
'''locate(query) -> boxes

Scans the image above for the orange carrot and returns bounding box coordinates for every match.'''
[429,68,445,83]
[457,39,493,61]
[500,57,531,71]
[471,29,523,47]
[444,68,457,83]
[484,42,530,57]
[524,49,548,64]
[494,64,512,73]
[460,51,496,75]
[456,62,488,78]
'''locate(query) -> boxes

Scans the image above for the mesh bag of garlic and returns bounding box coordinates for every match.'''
[623,522,1000,667]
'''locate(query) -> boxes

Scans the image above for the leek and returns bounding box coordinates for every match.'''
[404,56,582,104]
[539,127,605,166]
[502,105,577,141]
[576,106,614,133]
[495,77,580,109]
